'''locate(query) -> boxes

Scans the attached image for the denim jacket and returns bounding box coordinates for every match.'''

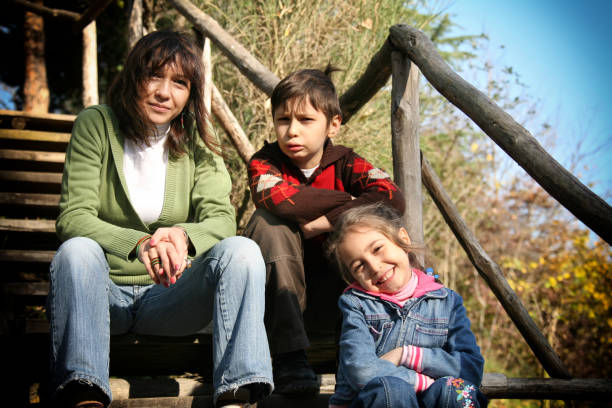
[330,270,484,406]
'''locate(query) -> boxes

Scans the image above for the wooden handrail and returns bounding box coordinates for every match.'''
[167,0,280,96]
[421,153,571,379]
[388,23,612,245]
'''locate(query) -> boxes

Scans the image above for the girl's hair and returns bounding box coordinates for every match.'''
[326,203,424,284]
[108,30,219,156]
[270,64,342,123]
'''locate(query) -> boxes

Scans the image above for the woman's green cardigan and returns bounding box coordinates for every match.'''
[56,105,236,285]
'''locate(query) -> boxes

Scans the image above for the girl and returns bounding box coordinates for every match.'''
[326,203,486,408]
[48,31,272,408]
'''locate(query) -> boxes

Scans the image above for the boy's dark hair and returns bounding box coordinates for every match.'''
[270,64,342,123]
[108,30,218,156]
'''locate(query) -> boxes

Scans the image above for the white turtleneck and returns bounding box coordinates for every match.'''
[123,123,170,224]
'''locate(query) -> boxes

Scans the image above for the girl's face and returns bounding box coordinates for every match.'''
[338,227,412,293]
[139,63,191,125]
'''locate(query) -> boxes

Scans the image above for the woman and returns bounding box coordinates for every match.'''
[48,31,273,408]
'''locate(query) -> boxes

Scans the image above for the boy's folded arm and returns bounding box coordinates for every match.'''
[325,153,406,224]
[248,156,352,223]
[418,292,485,385]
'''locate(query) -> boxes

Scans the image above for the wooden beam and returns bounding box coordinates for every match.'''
[481,373,612,400]
[0,149,65,163]
[391,51,423,260]
[167,0,280,96]
[339,39,393,124]
[0,218,56,232]
[421,153,571,379]
[388,24,612,245]
[0,249,55,263]
[72,0,114,32]
[10,0,80,20]
[211,84,255,164]
[0,192,60,207]
[0,170,62,184]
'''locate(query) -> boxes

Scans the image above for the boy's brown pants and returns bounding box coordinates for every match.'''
[244,208,345,355]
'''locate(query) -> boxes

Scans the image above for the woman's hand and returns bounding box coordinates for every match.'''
[140,227,189,286]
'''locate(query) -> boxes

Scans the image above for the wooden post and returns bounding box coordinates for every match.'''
[391,51,423,261]
[82,21,98,108]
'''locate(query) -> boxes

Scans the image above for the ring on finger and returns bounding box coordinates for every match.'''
[150,257,161,267]
[185,257,192,269]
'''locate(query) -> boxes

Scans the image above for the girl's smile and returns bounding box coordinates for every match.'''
[338,227,412,293]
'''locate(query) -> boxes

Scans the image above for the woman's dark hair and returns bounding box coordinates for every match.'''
[270,64,342,123]
[326,203,424,284]
[108,31,218,156]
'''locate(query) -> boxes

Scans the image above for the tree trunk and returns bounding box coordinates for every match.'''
[23,0,49,113]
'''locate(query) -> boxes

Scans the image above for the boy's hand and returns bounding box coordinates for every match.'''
[379,347,403,366]
[300,215,333,239]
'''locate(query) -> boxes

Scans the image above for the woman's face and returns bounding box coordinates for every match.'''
[139,63,191,125]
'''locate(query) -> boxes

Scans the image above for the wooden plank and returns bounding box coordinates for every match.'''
[0,170,62,184]
[0,128,70,143]
[0,192,60,206]
[0,218,56,232]
[389,24,612,245]
[0,149,65,163]
[0,249,55,263]
[2,281,49,296]
[421,154,571,379]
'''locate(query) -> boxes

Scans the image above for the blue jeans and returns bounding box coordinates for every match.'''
[350,376,485,408]
[47,236,273,405]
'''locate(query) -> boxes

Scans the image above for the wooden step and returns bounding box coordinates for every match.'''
[2,281,49,295]
[109,394,332,408]
[0,109,75,130]
[0,149,65,163]
[0,218,56,232]
[108,374,336,399]
[0,192,60,206]
[0,170,63,184]
[0,249,55,263]
[0,128,70,143]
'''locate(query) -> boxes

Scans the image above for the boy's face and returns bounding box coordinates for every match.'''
[273,96,341,169]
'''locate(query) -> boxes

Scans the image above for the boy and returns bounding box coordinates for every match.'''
[245,67,405,395]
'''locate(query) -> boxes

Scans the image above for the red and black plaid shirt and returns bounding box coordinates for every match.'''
[248,139,405,225]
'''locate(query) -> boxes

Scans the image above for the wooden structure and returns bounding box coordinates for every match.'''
[3,0,612,405]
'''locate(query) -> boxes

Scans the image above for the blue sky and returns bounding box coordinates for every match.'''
[445,0,612,205]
